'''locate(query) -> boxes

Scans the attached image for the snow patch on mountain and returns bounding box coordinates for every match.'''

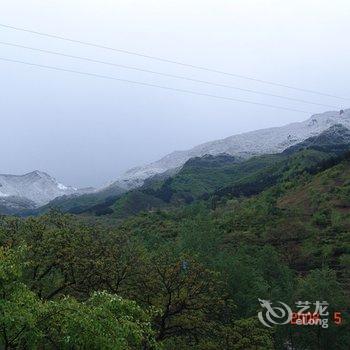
[0,190,9,197]
[112,109,350,189]
[0,170,90,206]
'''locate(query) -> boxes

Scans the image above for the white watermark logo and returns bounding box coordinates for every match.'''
[258,299,292,327]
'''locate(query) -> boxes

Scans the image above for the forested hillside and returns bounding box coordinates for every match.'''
[1,128,349,349]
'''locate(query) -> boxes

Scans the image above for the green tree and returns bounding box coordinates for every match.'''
[0,246,158,349]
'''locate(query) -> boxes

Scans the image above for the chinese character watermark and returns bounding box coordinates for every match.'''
[258,299,342,329]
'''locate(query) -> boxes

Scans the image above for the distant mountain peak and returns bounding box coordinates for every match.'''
[25,170,52,179]
[0,170,89,209]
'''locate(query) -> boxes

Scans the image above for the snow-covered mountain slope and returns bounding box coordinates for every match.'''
[0,170,92,207]
[113,109,350,189]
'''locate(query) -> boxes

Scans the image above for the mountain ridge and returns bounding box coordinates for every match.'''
[1,108,350,216]
[73,123,350,218]
[110,109,350,190]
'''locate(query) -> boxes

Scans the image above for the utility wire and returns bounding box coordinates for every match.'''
[0,41,338,109]
[0,57,311,114]
[0,22,348,101]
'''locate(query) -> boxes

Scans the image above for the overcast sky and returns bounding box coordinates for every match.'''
[1,0,349,187]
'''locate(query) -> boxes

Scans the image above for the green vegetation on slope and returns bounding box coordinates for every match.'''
[1,149,350,348]
[2,127,350,348]
[91,136,349,218]
[30,125,350,220]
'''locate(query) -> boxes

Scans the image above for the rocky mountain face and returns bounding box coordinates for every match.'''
[111,109,350,190]
[283,123,350,154]
[0,170,94,212]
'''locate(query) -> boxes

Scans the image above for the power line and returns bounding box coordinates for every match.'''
[0,22,348,101]
[0,57,311,114]
[0,41,338,109]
